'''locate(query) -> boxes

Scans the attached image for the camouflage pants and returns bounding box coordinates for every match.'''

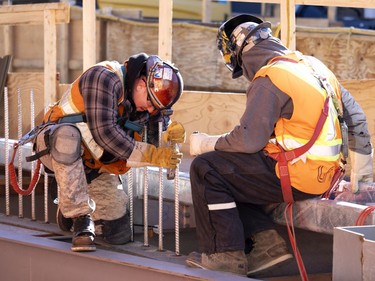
[53,157,128,221]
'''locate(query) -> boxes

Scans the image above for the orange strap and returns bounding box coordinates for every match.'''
[8,142,42,196]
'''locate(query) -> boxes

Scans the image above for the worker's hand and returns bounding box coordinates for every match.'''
[127,141,182,169]
[190,132,220,156]
[349,149,373,193]
[163,121,186,144]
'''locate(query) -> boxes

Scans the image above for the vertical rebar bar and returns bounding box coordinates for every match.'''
[44,172,49,223]
[143,126,149,247]
[30,89,36,221]
[17,88,23,218]
[174,164,180,256]
[158,121,164,251]
[4,87,10,216]
[128,168,134,241]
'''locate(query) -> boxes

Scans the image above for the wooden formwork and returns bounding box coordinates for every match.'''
[1,5,375,88]
[0,2,375,172]
[2,73,374,176]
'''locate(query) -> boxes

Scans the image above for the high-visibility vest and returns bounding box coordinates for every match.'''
[43,61,131,175]
[255,52,343,194]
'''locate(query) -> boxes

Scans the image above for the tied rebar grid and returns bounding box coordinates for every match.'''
[3,84,183,255]
[3,87,50,222]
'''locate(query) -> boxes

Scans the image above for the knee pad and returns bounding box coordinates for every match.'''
[35,124,82,171]
[50,124,82,165]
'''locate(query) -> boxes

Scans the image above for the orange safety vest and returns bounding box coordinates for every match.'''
[44,61,132,175]
[255,52,343,195]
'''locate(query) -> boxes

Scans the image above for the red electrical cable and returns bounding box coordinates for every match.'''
[8,142,42,196]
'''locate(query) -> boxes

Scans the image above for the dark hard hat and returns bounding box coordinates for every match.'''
[217,14,272,79]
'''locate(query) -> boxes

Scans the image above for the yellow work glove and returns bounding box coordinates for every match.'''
[349,149,374,193]
[126,141,182,169]
[163,121,186,144]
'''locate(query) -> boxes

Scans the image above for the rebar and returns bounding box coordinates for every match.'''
[44,173,49,223]
[143,126,149,247]
[128,168,134,241]
[4,86,10,216]
[174,164,180,256]
[30,89,36,221]
[17,88,23,218]
[158,121,164,251]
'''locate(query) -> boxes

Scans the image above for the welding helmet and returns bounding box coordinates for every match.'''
[217,14,272,79]
[145,55,183,110]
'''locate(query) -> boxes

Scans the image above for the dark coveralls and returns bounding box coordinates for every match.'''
[190,38,372,255]
[190,151,316,254]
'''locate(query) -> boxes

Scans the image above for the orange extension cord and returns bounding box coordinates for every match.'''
[8,142,42,196]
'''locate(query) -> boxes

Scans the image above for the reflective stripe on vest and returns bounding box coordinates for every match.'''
[256,52,342,194]
[49,61,125,160]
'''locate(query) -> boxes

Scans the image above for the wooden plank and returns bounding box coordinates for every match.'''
[226,0,375,49]
[341,80,375,142]
[58,24,69,83]
[111,9,143,19]
[295,0,375,8]
[172,91,246,153]
[83,0,96,71]
[0,3,70,26]
[44,9,57,110]
[280,0,296,49]
[158,0,173,61]
[226,0,375,8]
[0,55,12,93]
[202,0,212,23]
[2,26,13,59]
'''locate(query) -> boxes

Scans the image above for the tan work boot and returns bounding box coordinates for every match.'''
[247,229,293,277]
[186,250,248,276]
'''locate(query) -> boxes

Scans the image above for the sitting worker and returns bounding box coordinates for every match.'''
[185,14,373,277]
[32,53,185,252]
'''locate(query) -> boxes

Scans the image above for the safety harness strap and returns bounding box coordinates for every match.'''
[268,96,329,203]
[25,126,54,162]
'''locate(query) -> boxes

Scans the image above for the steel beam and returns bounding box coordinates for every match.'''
[0,223,252,281]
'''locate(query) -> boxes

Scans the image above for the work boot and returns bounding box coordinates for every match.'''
[186,250,248,276]
[247,229,293,277]
[56,207,73,232]
[71,215,96,252]
[95,213,132,245]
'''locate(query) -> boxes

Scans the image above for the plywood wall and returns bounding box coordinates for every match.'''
[1,6,375,94]
[173,80,375,175]
[1,74,374,174]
